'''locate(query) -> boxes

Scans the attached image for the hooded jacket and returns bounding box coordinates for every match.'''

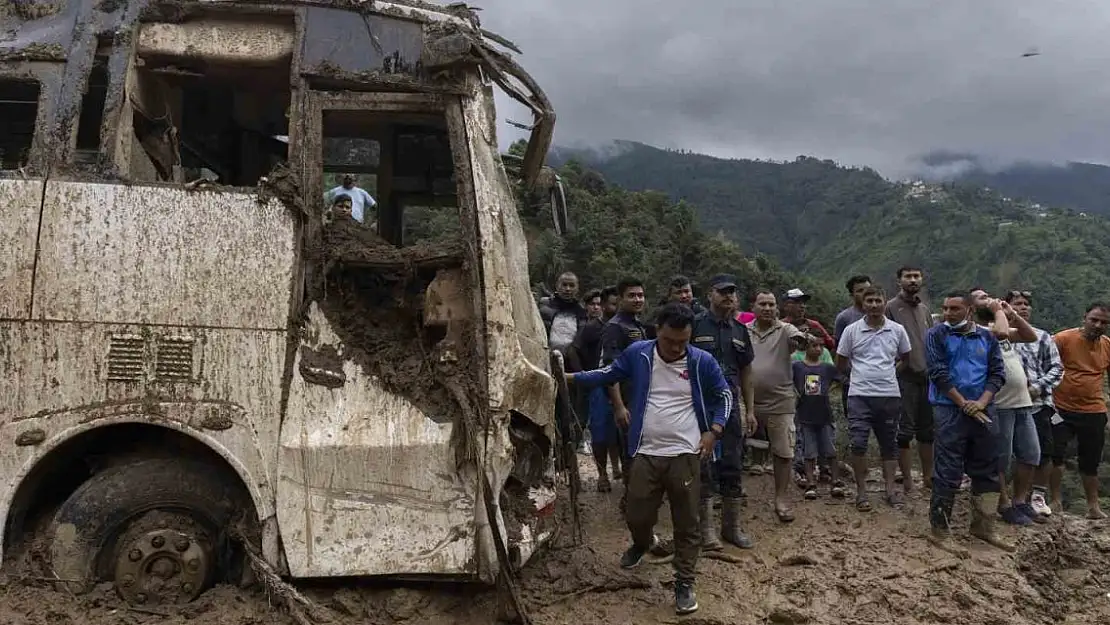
[573,340,731,459]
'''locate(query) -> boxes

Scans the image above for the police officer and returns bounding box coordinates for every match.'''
[601,277,649,512]
[691,274,757,549]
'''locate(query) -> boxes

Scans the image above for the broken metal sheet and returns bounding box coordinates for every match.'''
[277,302,479,578]
[0,179,42,320]
[454,85,555,429]
[32,182,296,329]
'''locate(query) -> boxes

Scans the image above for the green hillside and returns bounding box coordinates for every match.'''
[550,141,1110,331]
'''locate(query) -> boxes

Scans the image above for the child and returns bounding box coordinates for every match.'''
[792,342,846,499]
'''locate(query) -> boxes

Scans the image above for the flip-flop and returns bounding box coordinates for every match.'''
[775,506,795,523]
[886,491,906,509]
[856,494,872,512]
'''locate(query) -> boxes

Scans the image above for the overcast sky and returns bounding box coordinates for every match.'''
[477,0,1110,178]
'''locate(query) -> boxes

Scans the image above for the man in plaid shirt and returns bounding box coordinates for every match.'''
[1006,291,1063,517]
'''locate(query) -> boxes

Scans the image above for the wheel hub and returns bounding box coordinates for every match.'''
[113,528,210,605]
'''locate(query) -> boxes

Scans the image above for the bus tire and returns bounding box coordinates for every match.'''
[48,457,246,605]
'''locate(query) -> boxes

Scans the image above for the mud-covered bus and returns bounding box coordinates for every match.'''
[0,0,560,606]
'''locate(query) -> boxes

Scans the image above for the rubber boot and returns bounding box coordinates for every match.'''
[970,492,1016,552]
[720,496,754,549]
[928,487,956,540]
[698,498,722,551]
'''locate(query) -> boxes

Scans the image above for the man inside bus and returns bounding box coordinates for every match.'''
[325,174,377,224]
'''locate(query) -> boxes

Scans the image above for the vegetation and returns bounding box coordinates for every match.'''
[551,141,1110,332]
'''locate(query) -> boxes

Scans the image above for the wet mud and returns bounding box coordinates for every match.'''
[2,461,1107,625]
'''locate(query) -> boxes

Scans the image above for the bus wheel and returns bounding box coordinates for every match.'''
[48,457,246,605]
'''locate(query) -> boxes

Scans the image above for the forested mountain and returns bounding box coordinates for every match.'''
[547,141,1110,331]
[947,159,1110,217]
[511,144,841,325]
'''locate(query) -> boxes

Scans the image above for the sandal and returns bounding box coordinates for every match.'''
[886,491,905,509]
[830,481,847,499]
[804,488,818,501]
[774,505,795,523]
[856,494,873,512]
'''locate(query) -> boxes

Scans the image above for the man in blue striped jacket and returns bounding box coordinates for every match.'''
[566,303,731,616]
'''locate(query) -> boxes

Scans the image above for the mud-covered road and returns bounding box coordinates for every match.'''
[2,461,1108,625]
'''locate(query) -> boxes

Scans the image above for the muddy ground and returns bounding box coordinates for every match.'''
[1,459,1107,625]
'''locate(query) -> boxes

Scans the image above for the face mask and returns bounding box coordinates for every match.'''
[945,319,968,330]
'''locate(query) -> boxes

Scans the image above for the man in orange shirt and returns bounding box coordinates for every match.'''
[1050,302,1110,519]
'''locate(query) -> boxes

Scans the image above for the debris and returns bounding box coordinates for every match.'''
[228,525,335,625]
[779,554,821,567]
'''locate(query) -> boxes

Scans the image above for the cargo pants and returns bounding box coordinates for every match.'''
[626,453,701,582]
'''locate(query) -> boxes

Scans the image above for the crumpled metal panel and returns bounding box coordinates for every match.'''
[0,179,42,320]
[0,320,288,566]
[33,182,296,329]
[277,302,478,578]
[456,86,555,427]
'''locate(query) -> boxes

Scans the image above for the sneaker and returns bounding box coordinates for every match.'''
[1016,502,1048,524]
[999,505,1034,526]
[620,535,658,569]
[674,580,699,615]
[1031,492,1053,517]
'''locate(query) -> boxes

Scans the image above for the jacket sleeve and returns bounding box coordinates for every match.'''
[700,355,732,429]
[574,346,633,389]
[925,326,954,394]
[985,334,1006,395]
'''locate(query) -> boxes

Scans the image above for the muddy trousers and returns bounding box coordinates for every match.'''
[929,404,1000,529]
[701,407,744,498]
[626,453,701,582]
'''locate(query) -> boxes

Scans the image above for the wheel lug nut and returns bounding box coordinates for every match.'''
[134,593,147,604]
[182,582,194,594]
[151,536,165,548]
[128,549,143,562]
[120,574,134,587]
[187,558,200,571]
[174,538,190,552]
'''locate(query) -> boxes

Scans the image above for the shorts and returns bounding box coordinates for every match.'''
[995,407,1040,472]
[1050,410,1107,476]
[1031,406,1055,467]
[797,422,836,460]
[896,374,934,446]
[761,412,795,460]
[846,396,901,460]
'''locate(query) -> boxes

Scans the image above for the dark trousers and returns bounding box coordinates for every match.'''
[626,454,701,582]
[701,407,744,498]
[932,404,1000,494]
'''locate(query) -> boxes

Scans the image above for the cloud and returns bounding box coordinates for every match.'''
[476,0,1110,177]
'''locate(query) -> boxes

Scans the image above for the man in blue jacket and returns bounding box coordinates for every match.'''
[566,303,731,616]
[926,291,1011,550]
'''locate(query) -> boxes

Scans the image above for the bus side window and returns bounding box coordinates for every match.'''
[0,79,40,170]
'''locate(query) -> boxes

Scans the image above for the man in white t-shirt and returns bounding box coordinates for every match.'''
[836,287,912,511]
[969,289,1040,524]
[325,174,377,224]
[567,303,732,617]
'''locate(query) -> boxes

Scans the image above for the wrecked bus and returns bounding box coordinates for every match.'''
[0,0,561,606]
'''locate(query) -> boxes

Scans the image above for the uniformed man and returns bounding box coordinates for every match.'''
[602,277,649,511]
[691,274,757,549]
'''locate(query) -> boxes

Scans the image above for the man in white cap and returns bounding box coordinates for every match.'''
[782,288,835,351]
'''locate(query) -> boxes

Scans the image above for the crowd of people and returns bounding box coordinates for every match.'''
[540,268,1110,616]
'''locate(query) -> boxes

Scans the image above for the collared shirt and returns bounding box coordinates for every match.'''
[691,310,755,384]
[833,305,866,344]
[747,319,804,414]
[1014,326,1064,409]
[601,312,646,365]
[885,292,932,375]
[837,317,911,397]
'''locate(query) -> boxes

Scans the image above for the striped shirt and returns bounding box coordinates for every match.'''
[1014,326,1064,409]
